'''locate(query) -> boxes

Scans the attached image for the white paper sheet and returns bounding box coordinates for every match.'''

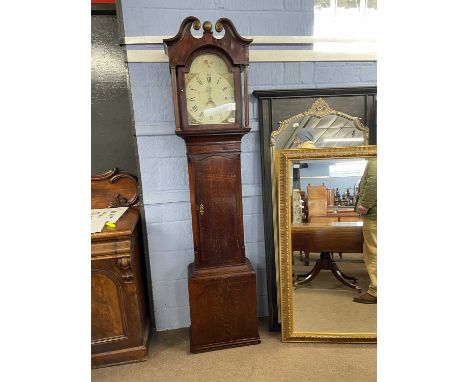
[91,207,129,233]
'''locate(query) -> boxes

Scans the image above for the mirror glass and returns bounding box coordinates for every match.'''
[278,147,377,342]
[270,98,370,327]
[271,98,369,150]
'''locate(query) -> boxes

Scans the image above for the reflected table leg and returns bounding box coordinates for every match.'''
[295,252,361,292]
[330,262,361,291]
[295,259,322,286]
[338,270,358,282]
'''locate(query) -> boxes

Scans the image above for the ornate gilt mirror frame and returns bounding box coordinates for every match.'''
[277,146,377,343]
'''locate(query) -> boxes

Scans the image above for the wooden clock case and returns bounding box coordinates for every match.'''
[164,17,260,352]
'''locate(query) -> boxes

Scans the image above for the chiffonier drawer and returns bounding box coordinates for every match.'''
[91,238,132,259]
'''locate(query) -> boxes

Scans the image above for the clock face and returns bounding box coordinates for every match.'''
[185,53,236,125]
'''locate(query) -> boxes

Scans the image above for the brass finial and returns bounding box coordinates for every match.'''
[215,22,223,33]
[193,20,201,30]
[203,21,212,32]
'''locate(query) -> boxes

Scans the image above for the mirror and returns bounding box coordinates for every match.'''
[277,146,377,342]
[253,88,377,330]
[270,98,370,326]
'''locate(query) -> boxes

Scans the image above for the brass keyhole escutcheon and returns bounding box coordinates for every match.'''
[199,203,205,216]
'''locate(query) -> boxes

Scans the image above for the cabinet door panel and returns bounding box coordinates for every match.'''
[91,271,127,343]
[195,155,243,266]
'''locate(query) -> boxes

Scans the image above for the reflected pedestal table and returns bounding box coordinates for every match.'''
[291,222,364,291]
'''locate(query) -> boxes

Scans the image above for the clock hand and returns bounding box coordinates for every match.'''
[206,81,216,109]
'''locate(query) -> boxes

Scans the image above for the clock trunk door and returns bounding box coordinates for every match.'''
[194,155,244,267]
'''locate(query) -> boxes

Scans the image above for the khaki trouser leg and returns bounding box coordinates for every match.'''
[362,218,377,297]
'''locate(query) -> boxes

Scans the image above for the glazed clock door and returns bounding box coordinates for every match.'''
[194,155,244,267]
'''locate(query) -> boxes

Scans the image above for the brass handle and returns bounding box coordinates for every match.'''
[199,203,205,216]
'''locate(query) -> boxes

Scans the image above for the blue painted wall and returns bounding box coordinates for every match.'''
[120,0,377,330]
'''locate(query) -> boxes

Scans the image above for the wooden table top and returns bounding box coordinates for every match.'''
[326,209,360,217]
[292,221,363,230]
[91,207,140,242]
[291,222,363,253]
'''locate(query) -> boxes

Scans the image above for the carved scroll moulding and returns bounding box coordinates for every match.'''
[270,98,369,148]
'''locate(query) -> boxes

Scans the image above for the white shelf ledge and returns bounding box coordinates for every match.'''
[126,49,376,63]
[123,35,376,45]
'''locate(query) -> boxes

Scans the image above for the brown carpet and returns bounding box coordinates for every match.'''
[92,318,376,382]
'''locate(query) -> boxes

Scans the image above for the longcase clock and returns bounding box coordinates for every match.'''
[164,17,260,352]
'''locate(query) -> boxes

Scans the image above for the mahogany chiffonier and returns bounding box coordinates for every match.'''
[91,169,150,368]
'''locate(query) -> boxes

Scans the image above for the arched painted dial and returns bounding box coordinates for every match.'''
[185,53,236,125]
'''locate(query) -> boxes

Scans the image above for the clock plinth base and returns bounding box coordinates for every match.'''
[188,259,261,353]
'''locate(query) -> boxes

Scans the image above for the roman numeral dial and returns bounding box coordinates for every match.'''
[185,53,236,125]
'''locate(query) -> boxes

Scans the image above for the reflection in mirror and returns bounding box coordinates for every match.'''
[291,158,375,333]
[278,147,377,343]
[271,98,370,324]
[271,98,369,150]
